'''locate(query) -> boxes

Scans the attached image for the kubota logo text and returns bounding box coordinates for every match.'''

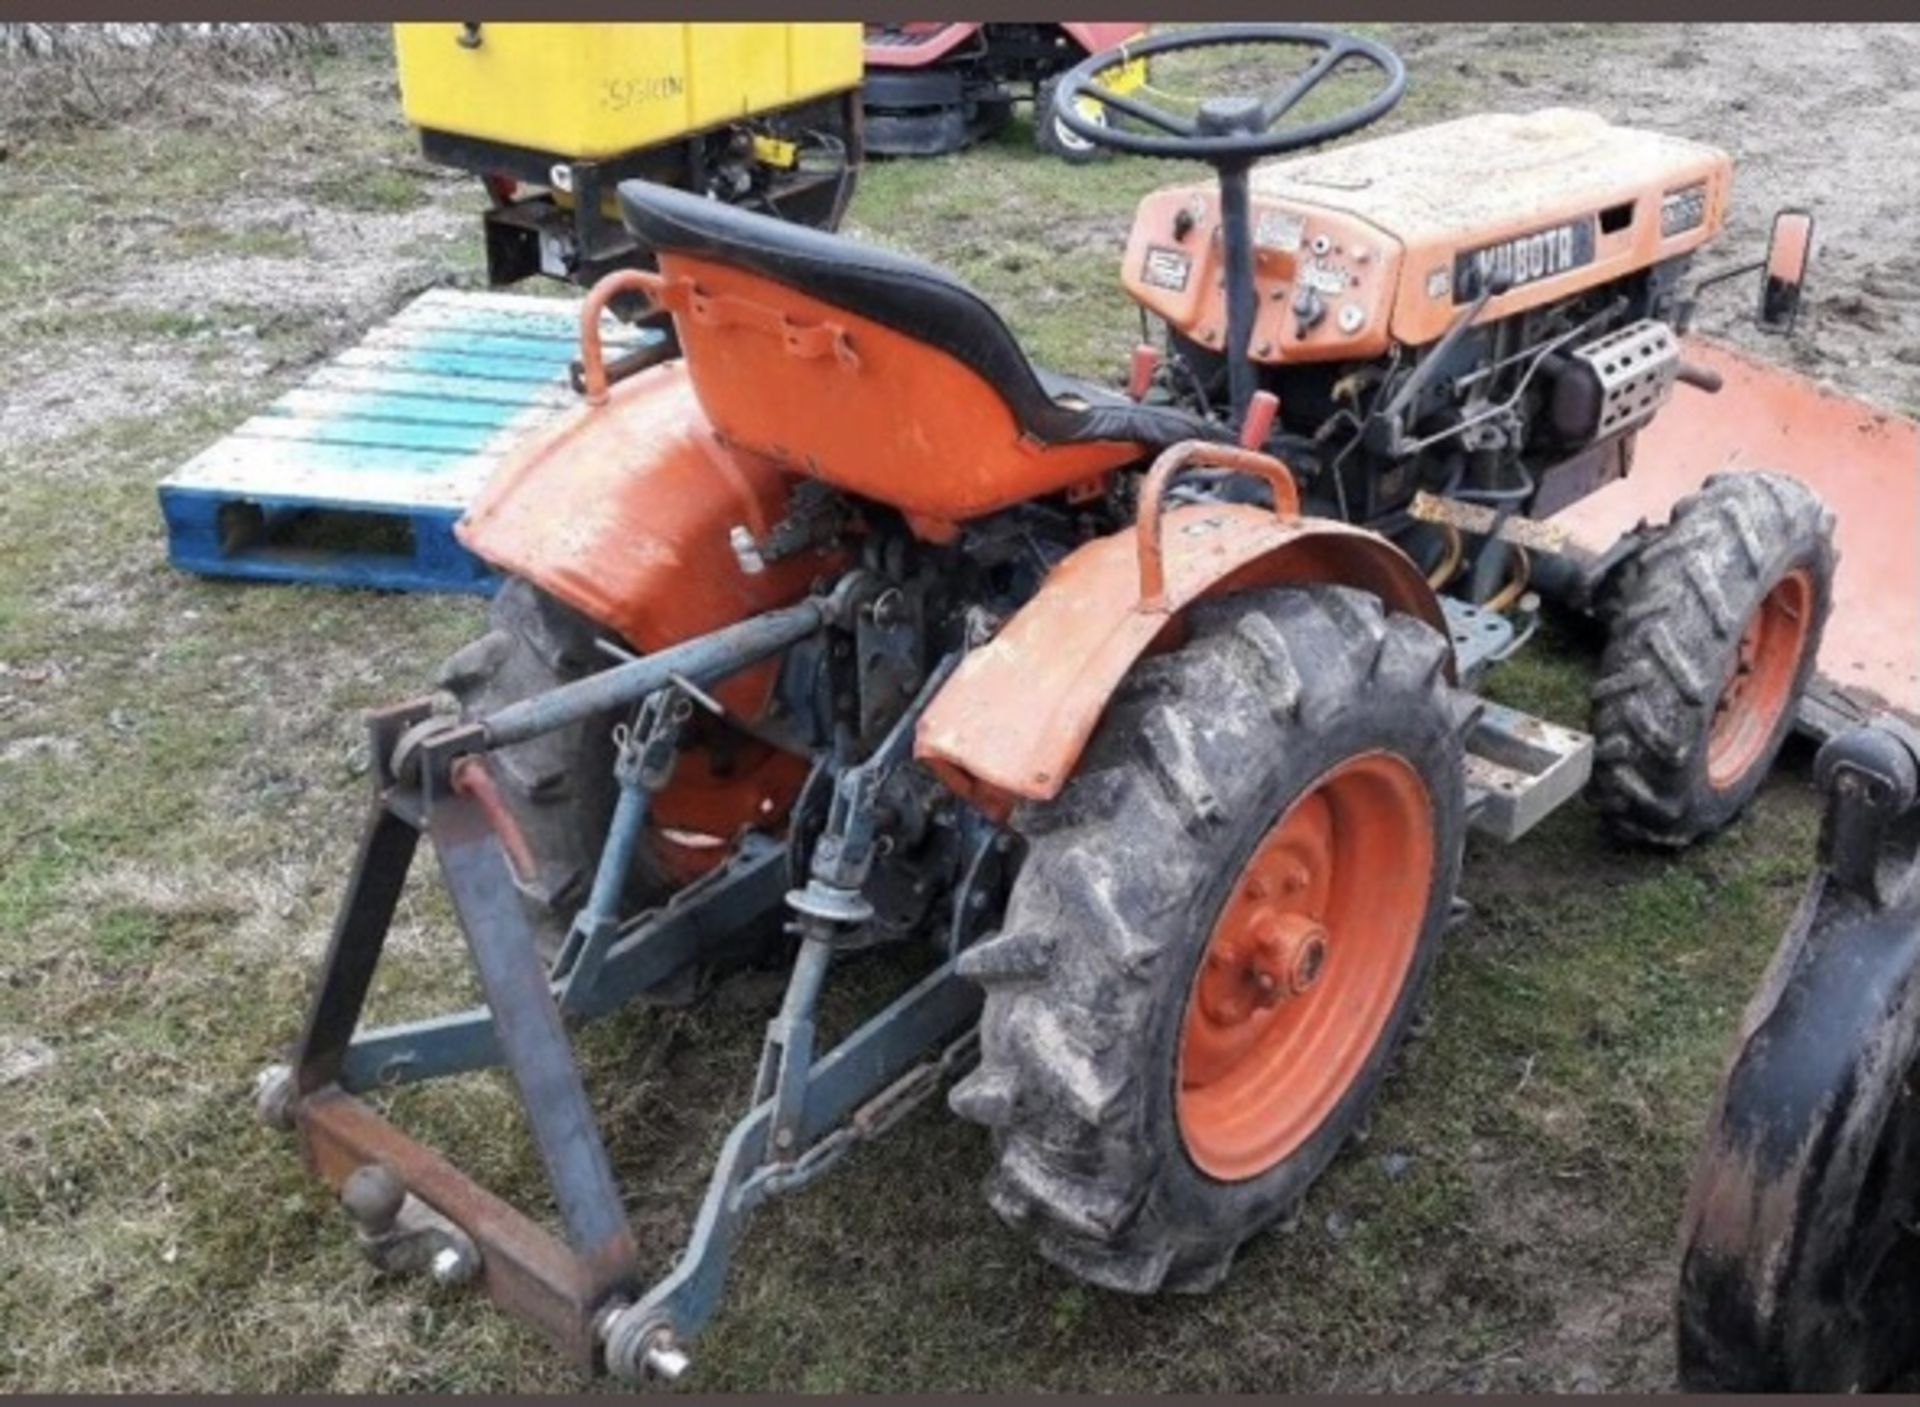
[1453,216,1597,302]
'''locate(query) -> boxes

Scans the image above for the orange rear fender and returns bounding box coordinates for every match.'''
[915,501,1447,815]
[456,360,832,713]
[457,359,828,869]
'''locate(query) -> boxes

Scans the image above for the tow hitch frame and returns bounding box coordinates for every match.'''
[257,591,981,1382]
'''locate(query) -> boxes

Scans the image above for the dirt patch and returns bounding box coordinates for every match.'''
[0,1033,59,1086]
[1449,1150,1675,1392]
[2,192,469,448]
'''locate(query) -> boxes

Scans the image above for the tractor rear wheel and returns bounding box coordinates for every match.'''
[438,577,675,958]
[1676,873,1920,1390]
[1589,471,1835,847]
[950,585,1466,1292]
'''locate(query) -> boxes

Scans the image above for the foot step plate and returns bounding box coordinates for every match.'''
[1464,702,1593,842]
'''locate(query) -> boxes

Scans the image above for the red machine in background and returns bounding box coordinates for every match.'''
[861,22,1148,161]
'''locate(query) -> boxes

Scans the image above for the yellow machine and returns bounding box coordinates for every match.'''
[394,22,864,288]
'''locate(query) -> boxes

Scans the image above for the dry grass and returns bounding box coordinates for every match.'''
[0,25,373,149]
[0,23,1879,1392]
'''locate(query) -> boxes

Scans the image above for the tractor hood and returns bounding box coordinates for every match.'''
[1122,108,1732,361]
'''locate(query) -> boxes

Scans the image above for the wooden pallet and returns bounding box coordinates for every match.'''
[158,289,657,595]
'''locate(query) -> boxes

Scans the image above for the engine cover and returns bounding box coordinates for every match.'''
[1122,109,1731,363]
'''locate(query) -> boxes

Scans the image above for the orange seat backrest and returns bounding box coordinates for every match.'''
[657,251,1141,530]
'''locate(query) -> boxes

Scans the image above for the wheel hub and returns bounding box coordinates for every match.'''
[1708,567,1814,791]
[1196,910,1329,1026]
[1177,752,1435,1182]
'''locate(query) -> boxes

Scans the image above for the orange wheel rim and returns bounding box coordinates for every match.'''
[1178,753,1434,1182]
[1707,568,1813,791]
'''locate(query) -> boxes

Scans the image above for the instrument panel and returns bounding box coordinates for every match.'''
[1121,186,1400,364]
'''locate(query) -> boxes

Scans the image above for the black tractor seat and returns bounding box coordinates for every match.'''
[618,181,1231,453]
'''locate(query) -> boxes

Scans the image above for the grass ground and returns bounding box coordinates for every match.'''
[0,23,1897,1392]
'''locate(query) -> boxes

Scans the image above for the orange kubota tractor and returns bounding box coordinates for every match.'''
[255,25,1912,1383]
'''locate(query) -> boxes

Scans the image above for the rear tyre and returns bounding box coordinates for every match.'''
[1034,76,1107,164]
[437,577,675,958]
[1676,882,1920,1390]
[950,585,1466,1292]
[1589,471,1835,847]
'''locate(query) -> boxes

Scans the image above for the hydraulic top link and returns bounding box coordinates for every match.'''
[483,598,827,751]
[386,591,855,789]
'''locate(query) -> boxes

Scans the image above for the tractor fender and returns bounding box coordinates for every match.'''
[915,503,1448,814]
[456,360,829,713]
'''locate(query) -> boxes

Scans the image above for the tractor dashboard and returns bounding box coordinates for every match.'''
[1123,187,1400,364]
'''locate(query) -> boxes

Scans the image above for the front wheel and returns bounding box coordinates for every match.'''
[950,585,1467,1292]
[1589,471,1835,847]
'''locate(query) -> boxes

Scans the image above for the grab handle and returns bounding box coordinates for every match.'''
[1136,440,1301,610]
[578,269,668,405]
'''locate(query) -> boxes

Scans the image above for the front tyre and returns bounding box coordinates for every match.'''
[1589,471,1835,846]
[950,585,1467,1292]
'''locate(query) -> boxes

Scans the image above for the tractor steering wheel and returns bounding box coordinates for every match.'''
[1056,26,1405,431]
[1053,24,1405,167]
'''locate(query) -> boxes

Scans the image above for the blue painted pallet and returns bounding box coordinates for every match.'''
[157,289,658,595]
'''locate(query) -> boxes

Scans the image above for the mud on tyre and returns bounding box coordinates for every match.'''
[437,577,675,956]
[1589,471,1836,847]
[949,584,1467,1292]
[1676,860,1920,1391]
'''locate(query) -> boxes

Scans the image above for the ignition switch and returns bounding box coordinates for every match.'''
[1292,287,1326,334]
